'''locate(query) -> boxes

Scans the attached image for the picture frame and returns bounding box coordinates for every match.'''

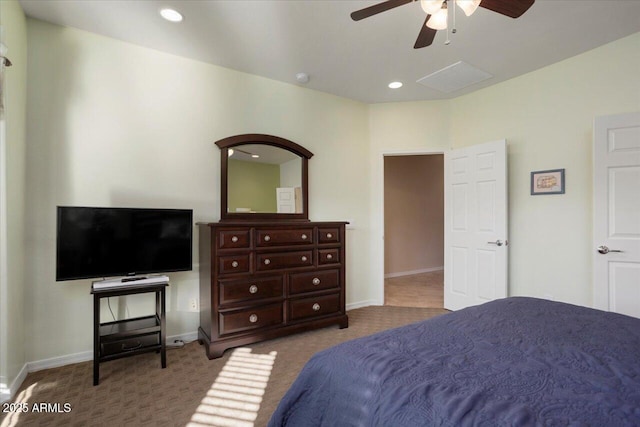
[531,168,565,195]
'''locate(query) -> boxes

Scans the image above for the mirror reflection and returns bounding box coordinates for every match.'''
[227,144,303,214]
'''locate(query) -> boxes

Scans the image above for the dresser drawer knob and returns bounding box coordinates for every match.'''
[327,233,333,239]
[301,233,308,240]
[301,256,308,262]
[264,235,271,242]
[231,236,239,243]
[312,303,321,311]
[249,314,258,323]
[327,254,333,260]
[264,259,271,265]
[312,277,321,286]
[231,261,239,268]
[249,285,258,294]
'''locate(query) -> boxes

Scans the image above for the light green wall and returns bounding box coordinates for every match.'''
[228,159,279,213]
[6,6,639,396]
[368,100,451,303]
[24,19,371,363]
[0,0,28,400]
[369,32,640,307]
[450,32,640,306]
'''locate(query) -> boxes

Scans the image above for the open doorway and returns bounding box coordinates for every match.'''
[383,154,444,308]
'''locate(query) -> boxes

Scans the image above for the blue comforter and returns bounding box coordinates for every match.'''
[269,297,640,426]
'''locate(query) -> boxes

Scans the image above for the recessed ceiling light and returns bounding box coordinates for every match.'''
[251,154,260,158]
[160,8,183,22]
[388,81,403,89]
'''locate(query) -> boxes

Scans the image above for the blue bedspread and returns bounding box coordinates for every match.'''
[269,297,640,426]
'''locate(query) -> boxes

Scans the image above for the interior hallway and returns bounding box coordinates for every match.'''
[384,270,444,309]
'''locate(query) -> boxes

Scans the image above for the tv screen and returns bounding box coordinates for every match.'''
[56,206,193,281]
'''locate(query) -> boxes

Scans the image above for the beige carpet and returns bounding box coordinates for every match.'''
[1,306,446,427]
[384,270,444,308]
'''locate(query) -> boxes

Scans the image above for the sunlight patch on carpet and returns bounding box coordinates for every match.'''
[187,348,277,427]
[0,382,38,427]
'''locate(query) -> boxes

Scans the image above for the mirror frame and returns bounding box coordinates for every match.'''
[215,134,314,222]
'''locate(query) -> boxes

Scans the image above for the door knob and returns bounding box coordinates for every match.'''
[487,240,506,246]
[597,245,623,254]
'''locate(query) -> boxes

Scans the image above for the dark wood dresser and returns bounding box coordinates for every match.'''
[197,221,348,358]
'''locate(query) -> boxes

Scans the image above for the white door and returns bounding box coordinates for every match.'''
[444,140,508,311]
[276,187,295,213]
[593,112,640,318]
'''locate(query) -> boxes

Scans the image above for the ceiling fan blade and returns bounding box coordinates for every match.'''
[351,0,413,21]
[479,0,535,18]
[414,16,437,49]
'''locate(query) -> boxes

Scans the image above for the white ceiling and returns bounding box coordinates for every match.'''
[230,144,299,165]
[18,0,640,104]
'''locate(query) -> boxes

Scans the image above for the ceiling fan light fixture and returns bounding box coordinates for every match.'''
[350,0,536,49]
[427,4,448,30]
[420,0,444,15]
[457,0,481,16]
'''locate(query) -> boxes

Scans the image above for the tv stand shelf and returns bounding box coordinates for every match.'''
[91,282,168,385]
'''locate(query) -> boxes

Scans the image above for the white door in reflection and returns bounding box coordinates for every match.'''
[276,187,302,213]
[276,188,295,213]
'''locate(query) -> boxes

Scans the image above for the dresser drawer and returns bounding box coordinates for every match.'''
[218,229,250,249]
[318,248,340,265]
[318,228,340,244]
[290,269,339,294]
[219,276,283,306]
[256,250,313,271]
[218,254,250,275]
[289,293,340,321]
[256,228,313,247]
[219,303,284,335]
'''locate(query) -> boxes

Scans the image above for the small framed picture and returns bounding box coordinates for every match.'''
[531,168,565,195]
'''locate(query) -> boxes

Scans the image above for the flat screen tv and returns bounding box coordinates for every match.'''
[56,206,193,281]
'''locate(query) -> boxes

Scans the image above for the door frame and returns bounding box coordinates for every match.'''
[376,149,445,306]
[0,37,9,401]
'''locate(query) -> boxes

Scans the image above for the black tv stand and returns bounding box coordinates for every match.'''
[91,282,168,385]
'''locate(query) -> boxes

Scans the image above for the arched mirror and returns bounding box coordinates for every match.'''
[216,134,313,222]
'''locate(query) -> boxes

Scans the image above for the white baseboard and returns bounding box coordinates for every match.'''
[0,363,28,404]
[0,386,9,404]
[27,350,94,374]
[2,331,199,403]
[27,331,199,373]
[168,331,199,344]
[384,266,443,279]
[346,300,375,311]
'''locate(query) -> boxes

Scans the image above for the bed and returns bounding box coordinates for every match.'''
[269,297,640,426]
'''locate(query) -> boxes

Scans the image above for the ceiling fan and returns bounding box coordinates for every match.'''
[228,148,259,158]
[351,0,535,49]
